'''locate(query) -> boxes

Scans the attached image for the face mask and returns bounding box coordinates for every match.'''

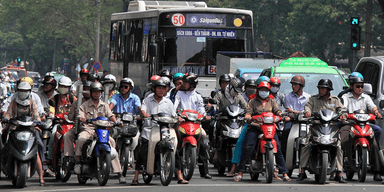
[258,90,270,99]
[246,88,256,96]
[271,86,280,93]
[230,88,238,97]
[18,92,30,100]
[58,87,69,94]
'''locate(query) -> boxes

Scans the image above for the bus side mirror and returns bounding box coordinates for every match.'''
[149,43,157,57]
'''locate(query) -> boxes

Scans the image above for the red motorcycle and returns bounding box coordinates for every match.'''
[345,110,375,182]
[51,113,74,182]
[177,109,204,181]
[248,112,282,183]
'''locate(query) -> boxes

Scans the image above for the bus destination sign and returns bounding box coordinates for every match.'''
[186,14,226,27]
[176,29,236,38]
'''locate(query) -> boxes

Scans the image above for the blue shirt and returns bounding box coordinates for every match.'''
[284,91,310,112]
[110,93,141,114]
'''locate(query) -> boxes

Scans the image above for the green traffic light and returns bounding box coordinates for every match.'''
[352,43,357,48]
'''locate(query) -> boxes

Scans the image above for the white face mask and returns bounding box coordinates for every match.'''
[58,87,69,94]
[258,90,270,99]
[18,91,30,100]
[270,86,280,93]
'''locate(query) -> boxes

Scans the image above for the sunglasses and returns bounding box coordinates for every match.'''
[120,85,129,89]
[355,85,364,89]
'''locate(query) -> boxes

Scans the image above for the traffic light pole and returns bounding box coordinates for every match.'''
[352,50,357,71]
[365,0,372,57]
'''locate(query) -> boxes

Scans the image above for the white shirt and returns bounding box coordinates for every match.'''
[341,92,376,113]
[174,90,206,116]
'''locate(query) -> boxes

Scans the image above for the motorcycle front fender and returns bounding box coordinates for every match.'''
[182,136,197,147]
[286,123,300,170]
[355,138,371,150]
[260,140,277,153]
[95,143,111,157]
[159,140,175,153]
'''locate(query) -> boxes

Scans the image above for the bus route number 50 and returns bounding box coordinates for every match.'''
[172,14,185,26]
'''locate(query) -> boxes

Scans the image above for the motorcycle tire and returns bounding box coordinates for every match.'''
[58,152,71,182]
[357,147,368,182]
[143,172,153,184]
[265,148,274,183]
[218,166,226,175]
[15,161,28,188]
[318,153,328,184]
[346,171,354,180]
[77,174,88,184]
[250,172,259,181]
[182,145,196,181]
[120,146,129,177]
[97,151,111,186]
[160,150,175,186]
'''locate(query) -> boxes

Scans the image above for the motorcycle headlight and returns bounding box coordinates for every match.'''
[222,130,229,136]
[367,127,374,138]
[122,113,133,121]
[178,127,186,134]
[263,116,274,124]
[195,128,201,135]
[16,131,33,141]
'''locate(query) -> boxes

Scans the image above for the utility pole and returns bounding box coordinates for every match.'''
[365,0,372,57]
[95,0,101,63]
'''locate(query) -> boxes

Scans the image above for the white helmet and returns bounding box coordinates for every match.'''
[110,147,117,160]
[103,74,116,84]
[58,76,72,87]
[18,81,32,90]
[120,78,134,90]
[45,72,55,78]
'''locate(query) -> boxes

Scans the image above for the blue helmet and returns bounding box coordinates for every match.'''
[173,72,184,83]
[348,72,364,85]
[256,76,270,86]
[349,72,363,79]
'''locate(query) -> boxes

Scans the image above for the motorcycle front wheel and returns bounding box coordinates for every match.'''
[97,151,111,186]
[143,172,153,184]
[58,152,72,182]
[160,150,175,186]
[14,161,28,188]
[318,153,328,184]
[357,146,368,182]
[182,145,196,181]
[120,145,130,177]
[265,148,274,183]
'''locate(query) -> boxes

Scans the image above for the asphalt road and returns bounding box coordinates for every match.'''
[1,166,383,192]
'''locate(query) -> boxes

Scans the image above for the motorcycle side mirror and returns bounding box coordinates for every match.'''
[206,106,214,113]
[209,98,217,104]
[203,97,209,104]
[210,91,217,98]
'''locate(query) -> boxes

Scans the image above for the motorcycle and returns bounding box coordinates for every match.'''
[177,109,204,181]
[51,113,74,182]
[115,112,139,177]
[284,113,310,177]
[344,110,375,182]
[0,116,41,188]
[306,109,340,184]
[142,113,178,186]
[214,105,245,175]
[74,117,115,186]
[248,112,282,183]
[41,108,53,153]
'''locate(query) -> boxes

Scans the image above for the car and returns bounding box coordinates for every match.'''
[260,57,348,96]
[27,71,42,89]
[234,68,263,80]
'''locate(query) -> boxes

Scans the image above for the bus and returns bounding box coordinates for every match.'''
[109,1,254,97]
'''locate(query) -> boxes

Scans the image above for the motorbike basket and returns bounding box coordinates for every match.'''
[121,125,138,137]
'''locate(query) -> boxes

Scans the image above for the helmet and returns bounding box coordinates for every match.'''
[18,81,32,90]
[229,78,243,93]
[317,79,333,90]
[270,77,281,87]
[83,81,92,88]
[152,78,167,87]
[88,72,99,81]
[161,77,171,86]
[0,74,5,80]
[80,69,89,76]
[45,72,55,78]
[183,72,198,87]
[290,75,305,87]
[20,77,33,86]
[42,76,57,87]
[158,69,172,80]
[349,72,363,80]
[348,72,364,85]
[245,79,257,87]
[103,74,116,84]
[258,81,271,90]
[173,73,184,83]
[120,78,134,90]
[58,76,72,87]
[147,75,161,88]
[256,76,270,86]
[90,82,104,92]
[219,74,231,84]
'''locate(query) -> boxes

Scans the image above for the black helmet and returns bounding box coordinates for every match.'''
[88,72,100,81]
[83,81,92,88]
[349,76,364,86]
[42,76,57,88]
[317,79,333,90]
[219,74,231,84]
[90,82,104,92]
[183,72,198,87]
[152,78,167,87]
[158,69,172,80]
[245,79,257,87]
[230,78,243,93]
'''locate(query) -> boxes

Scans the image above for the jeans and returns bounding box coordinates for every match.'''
[370,123,382,143]
[231,124,248,164]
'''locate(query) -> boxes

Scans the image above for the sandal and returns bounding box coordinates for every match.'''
[43,171,56,177]
[234,175,243,182]
[177,179,189,184]
[226,172,235,177]
[40,179,45,186]
[283,176,292,181]
[131,180,139,185]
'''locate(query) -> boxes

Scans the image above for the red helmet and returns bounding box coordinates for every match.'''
[257,81,271,90]
[150,75,161,82]
[80,69,89,76]
[270,77,281,86]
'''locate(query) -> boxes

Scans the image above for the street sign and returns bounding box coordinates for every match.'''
[92,61,102,72]
[12,62,17,67]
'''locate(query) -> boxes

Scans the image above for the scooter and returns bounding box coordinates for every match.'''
[142,113,178,186]
[248,112,282,183]
[0,116,41,188]
[214,105,245,175]
[51,113,74,182]
[75,117,115,186]
[284,113,310,177]
[306,109,340,184]
[115,112,139,177]
[344,110,375,182]
[177,109,204,181]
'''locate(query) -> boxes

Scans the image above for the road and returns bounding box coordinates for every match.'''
[0,166,383,192]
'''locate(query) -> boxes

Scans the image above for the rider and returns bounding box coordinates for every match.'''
[68,81,92,121]
[143,75,161,99]
[0,74,8,98]
[72,69,89,95]
[174,72,212,179]
[340,75,383,181]
[338,72,364,99]
[101,74,119,103]
[270,77,286,110]
[169,73,184,103]
[53,76,77,114]
[242,79,257,103]
[37,76,58,109]
[131,77,185,185]
[298,79,347,183]
[88,72,100,83]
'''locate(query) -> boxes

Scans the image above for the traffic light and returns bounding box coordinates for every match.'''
[350,17,361,50]
[17,57,21,65]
